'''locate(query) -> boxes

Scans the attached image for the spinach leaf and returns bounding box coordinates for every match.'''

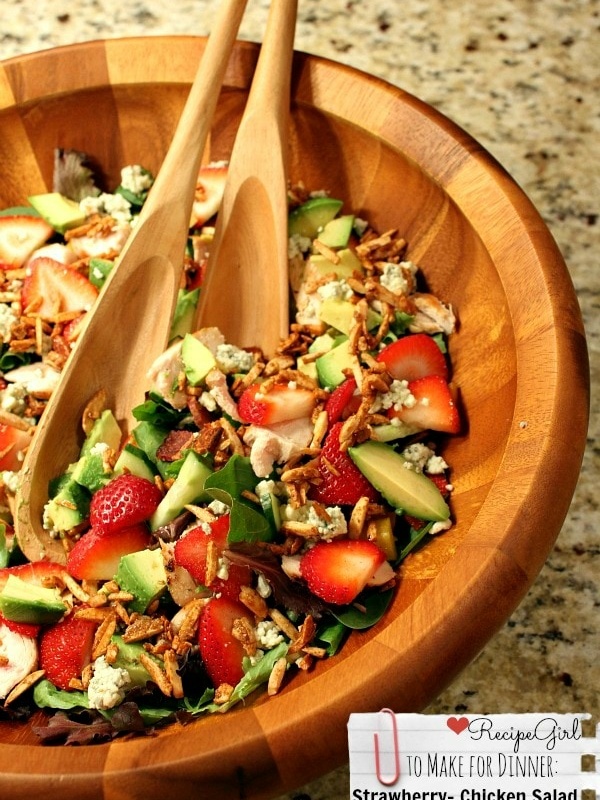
[330,588,394,630]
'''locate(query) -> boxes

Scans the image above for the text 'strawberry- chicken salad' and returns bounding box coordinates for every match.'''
[0,151,459,744]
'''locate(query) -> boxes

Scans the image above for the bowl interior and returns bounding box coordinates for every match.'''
[0,37,588,800]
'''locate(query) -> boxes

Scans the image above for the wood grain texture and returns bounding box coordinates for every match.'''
[0,37,589,799]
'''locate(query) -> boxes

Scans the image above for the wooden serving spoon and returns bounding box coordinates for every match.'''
[15,0,249,563]
[194,0,297,354]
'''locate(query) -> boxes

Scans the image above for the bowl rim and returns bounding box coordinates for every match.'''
[0,35,590,800]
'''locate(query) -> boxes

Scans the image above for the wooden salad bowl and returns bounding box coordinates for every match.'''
[0,37,589,799]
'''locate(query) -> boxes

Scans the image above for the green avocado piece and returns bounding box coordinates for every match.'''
[309,248,364,279]
[27,192,86,234]
[114,443,156,481]
[315,338,357,390]
[348,440,450,521]
[88,257,114,289]
[71,451,112,493]
[288,197,344,239]
[43,473,90,534]
[0,574,66,624]
[115,548,167,614]
[181,333,217,386]
[150,450,212,531]
[80,410,122,457]
[319,298,381,336]
[316,215,354,248]
[110,634,158,687]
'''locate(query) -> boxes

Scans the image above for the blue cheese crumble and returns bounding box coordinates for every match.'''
[87,656,131,711]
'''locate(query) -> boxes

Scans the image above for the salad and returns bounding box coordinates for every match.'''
[0,152,459,743]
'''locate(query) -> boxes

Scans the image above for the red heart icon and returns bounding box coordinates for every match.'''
[447,716,469,734]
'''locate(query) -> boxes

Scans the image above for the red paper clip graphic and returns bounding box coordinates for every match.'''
[374,708,400,786]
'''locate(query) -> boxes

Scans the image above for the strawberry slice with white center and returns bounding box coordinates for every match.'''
[198,595,255,688]
[389,374,460,433]
[0,422,33,471]
[376,333,448,382]
[21,256,98,317]
[189,164,228,228]
[66,524,152,581]
[299,538,387,605]
[238,382,316,426]
[0,215,53,268]
[174,514,251,601]
[0,560,69,593]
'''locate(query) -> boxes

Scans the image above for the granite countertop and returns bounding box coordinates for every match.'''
[1,1,597,798]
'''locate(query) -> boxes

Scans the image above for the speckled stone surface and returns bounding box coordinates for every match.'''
[1,1,597,798]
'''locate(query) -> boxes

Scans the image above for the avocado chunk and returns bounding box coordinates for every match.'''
[0,574,66,624]
[114,443,156,481]
[43,473,90,534]
[170,288,200,342]
[28,192,86,234]
[71,451,113,493]
[80,409,122,457]
[319,298,381,336]
[310,248,364,280]
[111,634,158,687]
[150,450,212,531]
[348,440,450,521]
[316,215,354,248]
[288,197,344,239]
[115,548,167,614]
[315,338,358,390]
[88,257,114,289]
[181,333,217,386]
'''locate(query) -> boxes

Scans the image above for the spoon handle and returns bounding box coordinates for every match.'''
[15,2,249,563]
[195,0,298,356]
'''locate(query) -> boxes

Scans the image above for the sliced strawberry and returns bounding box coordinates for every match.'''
[0,422,33,472]
[0,612,41,638]
[198,595,254,688]
[389,374,460,433]
[0,215,53,268]
[299,538,386,605]
[0,561,69,593]
[189,164,228,228]
[324,377,360,426]
[238,382,316,426]
[21,257,98,317]
[66,524,151,581]
[376,333,448,382]
[312,421,380,505]
[62,312,88,343]
[39,612,97,690]
[174,515,251,601]
[89,474,162,535]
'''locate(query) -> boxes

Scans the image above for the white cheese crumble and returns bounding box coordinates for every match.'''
[120,164,153,195]
[380,263,409,296]
[430,519,453,535]
[87,656,131,711]
[401,443,435,472]
[89,441,110,457]
[207,499,229,517]
[215,343,254,374]
[288,233,312,259]
[283,501,348,538]
[80,191,133,222]
[0,303,18,343]
[1,471,19,494]
[199,391,218,412]
[0,382,27,415]
[255,620,285,649]
[317,278,353,302]
[370,379,416,414]
[426,454,449,475]
[256,572,272,598]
